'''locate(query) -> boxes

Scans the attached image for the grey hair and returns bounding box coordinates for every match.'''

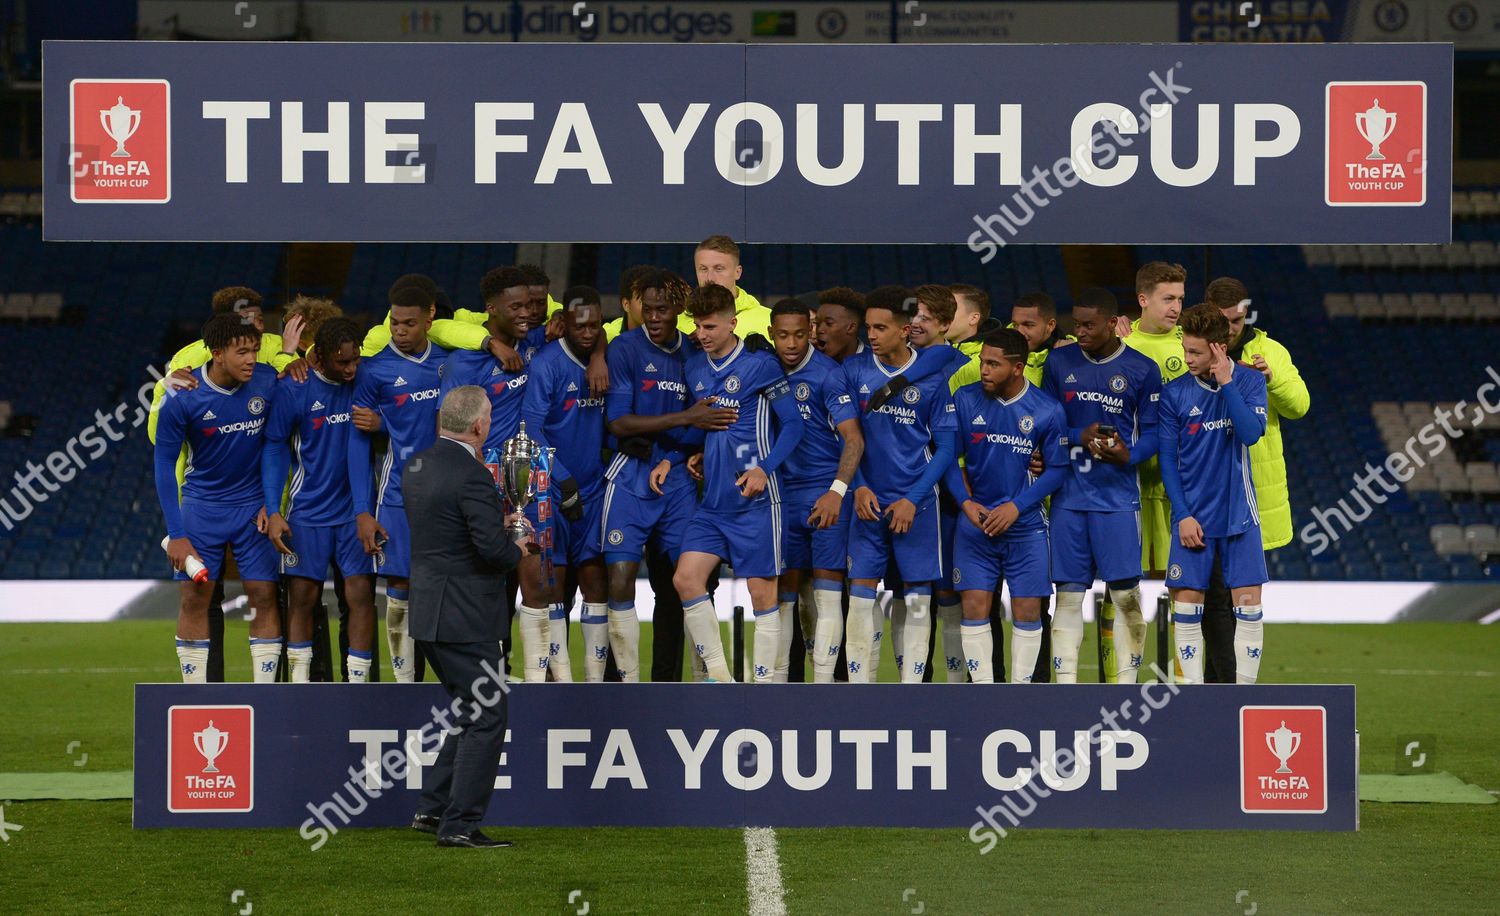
[439,385,489,434]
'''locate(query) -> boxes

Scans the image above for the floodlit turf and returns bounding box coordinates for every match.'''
[2,619,1497,913]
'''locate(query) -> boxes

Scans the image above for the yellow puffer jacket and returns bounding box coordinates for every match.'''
[1232,328,1309,550]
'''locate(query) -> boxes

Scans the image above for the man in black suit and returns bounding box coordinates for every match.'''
[404,384,537,849]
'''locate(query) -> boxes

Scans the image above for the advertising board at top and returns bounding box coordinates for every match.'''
[44,41,1451,244]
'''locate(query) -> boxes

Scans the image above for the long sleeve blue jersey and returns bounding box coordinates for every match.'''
[348,341,448,513]
[1041,341,1162,512]
[1158,366,1268,537]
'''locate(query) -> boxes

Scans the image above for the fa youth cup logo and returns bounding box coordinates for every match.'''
[69,79,171,203]
[1266,720,1301,774]
[1326,82,1426,206]
[169,705,254,813]
[1240,706,1327,814]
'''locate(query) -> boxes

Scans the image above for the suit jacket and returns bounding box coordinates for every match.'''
[404,436,525,643]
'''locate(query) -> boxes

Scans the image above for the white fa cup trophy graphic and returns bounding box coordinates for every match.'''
[194,720,229,774]
[100,95,142,159]
[1266,720,1301,774]
[1355,98,1396,161]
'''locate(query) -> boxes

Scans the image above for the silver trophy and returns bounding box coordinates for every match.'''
[1355,98,1396,161]
[193,720,229,774]
[1265,720,1301,775]
[100,96,142,158]
[500,423,545,536]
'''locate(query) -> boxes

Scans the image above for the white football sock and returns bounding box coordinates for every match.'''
[606,601,640,682]
[1051,589,1086,683]
[868,596,887,679]
[581,602,609,682]
[287,641,314,683]
[547,603,573,682]
[175,637,209,684]
[774,592,796,683]
[889,595,906,677]
[347,649,372,683]
[1011,619,1044,683]
[518,604,550,683]
[939,598,965,682]
[960,619,994,683]
[1234,604,1265,684]
[753,605,782,684]
[798,580,817,670]
[249,637,282,683]
[845,588,876,683]
[901,591,933,684]
[811,579,844,684]
[1109,585,1146,684]
[1173,601,1206,684]
[385,589,414,683]
[683,594,733,681]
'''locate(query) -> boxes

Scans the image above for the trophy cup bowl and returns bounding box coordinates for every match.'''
[194,721,229,774]
[1266,721,1301,775]
[501,422,540,536]
[1355,99,1396,162]
[100,96,142,159]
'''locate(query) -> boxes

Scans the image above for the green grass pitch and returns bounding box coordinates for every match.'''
[1,619,1496,914]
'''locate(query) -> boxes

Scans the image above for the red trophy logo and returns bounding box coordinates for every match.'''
[69,79,171,204]
[168,705,254,812]
[1325,81,1426,207]
[1240,706,1327,814]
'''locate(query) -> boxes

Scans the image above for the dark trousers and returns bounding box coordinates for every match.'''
[416,639,509,837]
[207,578,226,682]
[987,594,1053,684]
[648,549,719,681]
[1202,555,1237,684]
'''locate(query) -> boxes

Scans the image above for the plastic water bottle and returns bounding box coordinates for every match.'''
[160,535,209,582]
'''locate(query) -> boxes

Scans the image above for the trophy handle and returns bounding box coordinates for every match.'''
[1265,731,1277,757]
[1287,732,1299,759]
[125,110,142,142]
[1354,112,1370,144]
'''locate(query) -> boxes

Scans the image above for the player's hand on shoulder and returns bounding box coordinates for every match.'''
[488,338,525,373]
[279,358,309,382]
[1178,516,1204,549]
[166,366,198,392]
[736,465,768,498]
[1115,316,1133,337]
[352,405,381,433]
[854,486,880,521]
[545,312,566,342]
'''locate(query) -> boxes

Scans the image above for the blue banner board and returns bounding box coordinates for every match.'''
[135,683,1357,834]
[47,40,1449,245]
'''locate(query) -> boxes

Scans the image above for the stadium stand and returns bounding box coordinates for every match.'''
[0,189,1495,581]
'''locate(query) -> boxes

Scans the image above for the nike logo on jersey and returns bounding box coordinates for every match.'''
[202,410,217,420]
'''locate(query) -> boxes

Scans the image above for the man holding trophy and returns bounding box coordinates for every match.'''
[404,385,538,849]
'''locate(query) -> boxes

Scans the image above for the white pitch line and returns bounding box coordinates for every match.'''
[1277,666,1495,678]
[744,827,787,916]
[10,666,169,675]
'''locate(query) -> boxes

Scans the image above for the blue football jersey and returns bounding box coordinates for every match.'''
[780,347,859,493]
[604,327,699,499]
[156,363,279,507]
[685,342,794,512]
[440,346,529,454]
[262,370,355,526]
[349,341,448,513]
[1159,367,1268,537]
[951,380,1068,534]
[841,347,958,508]
[520,325,548,364]
[1041,341,1161,512]
[522,339,607,498]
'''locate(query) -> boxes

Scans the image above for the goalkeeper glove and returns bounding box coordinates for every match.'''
[557,477,584,522]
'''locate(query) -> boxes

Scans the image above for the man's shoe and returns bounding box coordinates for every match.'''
[436,830,513,849]
[411,814,440,834]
